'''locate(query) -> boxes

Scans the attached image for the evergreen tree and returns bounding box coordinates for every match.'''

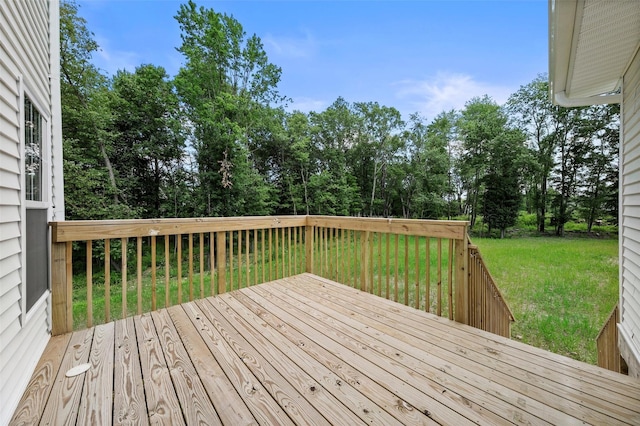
[482,129,527,238]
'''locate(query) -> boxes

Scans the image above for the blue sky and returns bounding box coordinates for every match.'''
[77,0,548,121]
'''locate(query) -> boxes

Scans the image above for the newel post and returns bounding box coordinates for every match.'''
[454,227,470,325]
[51,237,73,335]
[305,218,314,273]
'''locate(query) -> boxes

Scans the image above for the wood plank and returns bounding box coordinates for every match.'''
[262,229,266,281]
[298,275,640,424]
[39,328,94,425]
[198,297,335,425]
[228,290,436,425]
[87,240,93,328]
[269,228,274,280]
[312,274,640,395]
[214,292,397,425]
[253,229,258,284]
[52,216,308,242]
[167,305,257,425]
[246,283,484,425]
[77,322,115,425]
[122,238,128,319]
[177,235,182,303]
[189,233,194,300]
[425,237,430,312]
[448,239,453,320]
[105,239,111,322]
[246,229,250,287]
[151,235,156,311]
[180,300,295,425]
[270,278,559,425]
[404,235,408,305]
[137,237,142,314]
[165,235,170,307]
[151,309,222,424]
[217,231,226,294]
[51,242,71,335]
[200,233,205,298]
[307,216,467,240]
[113,317,148,425]
[414,236,419,309]
[10,334,72,425]
[210,232,216,296]
[238,229,243,289]
[134,312,185,425]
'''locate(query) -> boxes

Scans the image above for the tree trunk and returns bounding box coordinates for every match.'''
[99,142,119,204]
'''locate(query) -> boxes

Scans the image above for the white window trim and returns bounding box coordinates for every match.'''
[19,76,52,324]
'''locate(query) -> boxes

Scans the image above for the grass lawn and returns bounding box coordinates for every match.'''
[474,237,619,365]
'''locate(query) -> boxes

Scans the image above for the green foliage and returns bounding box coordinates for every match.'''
[110,65,186,218]
[60,2,619,240]
[482,129,528,238]
[174,0,282,217]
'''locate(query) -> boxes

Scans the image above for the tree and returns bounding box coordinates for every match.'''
[308,98,360,215]
[110,65,186,218]
[351,102,405,217]
[401,112,452,219]
[174,0,282,217]
[506,75,559,232]
[60,0,136,220]
[457,96,508,227]
[482,129,528,238]
[575,104,619,232]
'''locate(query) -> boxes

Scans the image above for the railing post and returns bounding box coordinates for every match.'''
[305,223,314,273]
[51,241,72,335]
[217,232,226,294]
[454,234,469,325]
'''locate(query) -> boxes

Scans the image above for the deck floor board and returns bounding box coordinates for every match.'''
[278,275,635,424]
[10,273,640,425]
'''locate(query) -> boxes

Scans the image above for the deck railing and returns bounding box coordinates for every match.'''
[50,215,514,338]
[467,241,515,336]
[596,303,623,373]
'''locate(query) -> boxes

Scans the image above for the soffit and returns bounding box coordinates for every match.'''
[551,0,640,102]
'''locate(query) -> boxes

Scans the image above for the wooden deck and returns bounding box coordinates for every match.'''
[10,274,640,425]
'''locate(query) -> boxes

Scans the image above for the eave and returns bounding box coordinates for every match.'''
[549,0,640,107]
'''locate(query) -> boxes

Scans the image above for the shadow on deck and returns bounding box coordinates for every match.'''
[11,274,640,425]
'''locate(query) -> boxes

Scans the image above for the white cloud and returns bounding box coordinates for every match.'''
[263,31,316,59]
[287,97,328,114]
[93,36,140,76]
[394,72,513,120]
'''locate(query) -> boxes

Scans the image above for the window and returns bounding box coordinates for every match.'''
[23,93,48,313]
[24,95,43,201]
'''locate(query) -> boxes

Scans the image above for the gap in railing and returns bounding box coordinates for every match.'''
[312,227,455,318]
[71,226,306,330]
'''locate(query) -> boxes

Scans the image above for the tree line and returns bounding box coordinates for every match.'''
[61,0,619,237]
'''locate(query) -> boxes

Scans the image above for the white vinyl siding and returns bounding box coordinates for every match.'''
[621,45,640,371]
[0,1,58,423]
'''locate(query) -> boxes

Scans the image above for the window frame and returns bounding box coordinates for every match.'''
[19,79,52,322]
[22,88,50,210]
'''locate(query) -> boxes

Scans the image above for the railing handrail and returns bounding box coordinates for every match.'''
[596,302,619,341]
[307,216,468,240]
[51,215,308,242]
[51,215,469,243]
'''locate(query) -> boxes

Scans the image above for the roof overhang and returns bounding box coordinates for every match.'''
[549,0,640,107]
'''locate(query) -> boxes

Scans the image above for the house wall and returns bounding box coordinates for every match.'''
[0,1,62,423]
[620,45,640,378]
